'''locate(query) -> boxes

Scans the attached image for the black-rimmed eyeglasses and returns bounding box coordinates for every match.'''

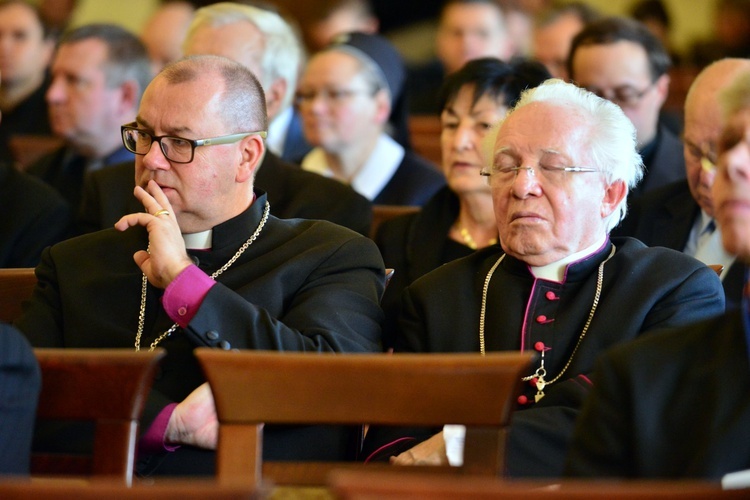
[121,122,267,164]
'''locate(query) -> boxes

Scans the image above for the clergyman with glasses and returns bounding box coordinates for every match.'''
[361,79,724,478]
[615,58,750,311]
[567,16,684,201]
[16,55,385,476]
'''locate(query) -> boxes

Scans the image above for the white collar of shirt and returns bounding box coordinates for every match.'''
[301,133,405,201]
[690,210,735,277]
[530,234,608,282]
[183,230,212,250]
[266,107,293,157]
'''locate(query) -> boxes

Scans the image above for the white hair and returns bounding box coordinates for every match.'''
[186,2,304,111]
[509,78,644,232]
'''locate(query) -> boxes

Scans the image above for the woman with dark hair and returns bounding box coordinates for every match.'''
[376,57,551,350]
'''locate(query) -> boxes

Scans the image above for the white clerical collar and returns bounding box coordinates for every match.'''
[183,230,212,250]
[301,133,405,200]
[530,235,608,282]
[266,106,293,157]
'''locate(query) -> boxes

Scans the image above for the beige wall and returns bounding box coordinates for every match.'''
[580,0,717,57]
[62,0,159,35]
[67,0,718,59]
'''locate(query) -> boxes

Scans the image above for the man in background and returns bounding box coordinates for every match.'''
[568,17,684,201]
[27,24,151,211]
[615,58,750,311]
[407,0,513,114]
[532,1,599,80]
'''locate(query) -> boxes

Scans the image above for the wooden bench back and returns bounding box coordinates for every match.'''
[196,350,534,488]
[330,470,744,500]
[0,268,36,323]
[33,348,165,485]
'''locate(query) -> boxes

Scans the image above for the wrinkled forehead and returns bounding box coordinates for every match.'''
[495,101,592,160]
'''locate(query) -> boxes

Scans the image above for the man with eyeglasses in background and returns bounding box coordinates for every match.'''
[17,54,385,477]
[361,79,724,478]
[567,16,684,202]
[615,59,750,311]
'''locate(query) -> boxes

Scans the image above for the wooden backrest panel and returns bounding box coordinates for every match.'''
[196,350,533,487]
[8,134,64,171]
[408,115,442,166]
[370,205,421,240]
[33,348,165,484]
[198,351,532,427]
[0,478,261,500]
[330,470,743,500]
[0,268,36,323]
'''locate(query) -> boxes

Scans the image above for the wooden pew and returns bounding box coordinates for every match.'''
[33,348,165,485]
[195,349,534,489]
[329,470,745,500]
[0,268,36,323]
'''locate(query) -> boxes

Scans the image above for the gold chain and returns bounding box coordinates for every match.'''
[458,225,497,250]
[479,245,616,389]
[134,201,270,352]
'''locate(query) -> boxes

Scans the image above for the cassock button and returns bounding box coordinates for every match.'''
[534,342,545,352]
[545,291,558,300]
[206,330,219,340]
[517,395,529,405]
[219,340,231,350]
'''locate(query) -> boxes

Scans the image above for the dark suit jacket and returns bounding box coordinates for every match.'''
[27,145,133,211]
[0,163,71,268]
[630,125,686,201]
[0,78,52,164]
[17,192,385,472]
[372,150,445,206]
[78,153,373,236]
[363,238,725,478]
[0,323,40,475]
[565,309,750,479]
[614,179,745,310]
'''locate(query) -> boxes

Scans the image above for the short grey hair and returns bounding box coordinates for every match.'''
[508,79,644,232]
[160,55,267,133]
[186,2,303,111]
[59,23,152,102]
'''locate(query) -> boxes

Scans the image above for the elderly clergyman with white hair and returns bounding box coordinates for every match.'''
[362,79,726,478]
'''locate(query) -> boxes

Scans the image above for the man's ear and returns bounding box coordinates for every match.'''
[653,72,670,108]
[236,133,265,183]
[264,78,288,121]
[117,80,140,117]
[601,179,627,219]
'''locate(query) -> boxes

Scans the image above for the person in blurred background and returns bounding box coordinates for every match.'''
[298,32,445,206]
[406,0,513,114]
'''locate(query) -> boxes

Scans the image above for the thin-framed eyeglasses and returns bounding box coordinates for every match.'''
[683,137,717,173]
[121,122,267,164]
[587,80,657,108]
[480,162,599,186]
[294,87,376,107]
